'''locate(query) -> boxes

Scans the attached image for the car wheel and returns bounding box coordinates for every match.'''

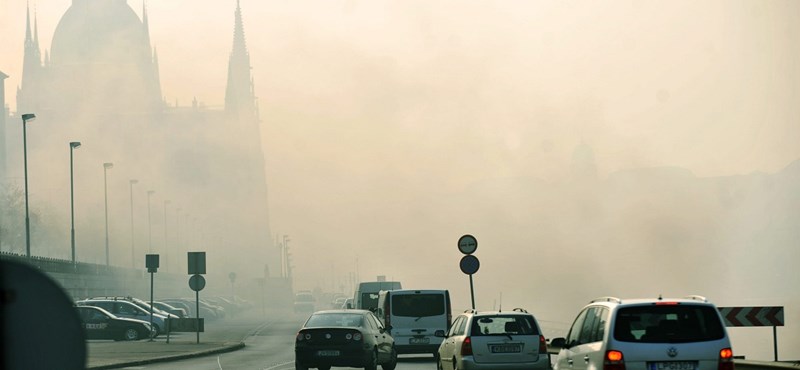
[435,353,444,370]
[123,327,140,341]
[364,349,378,370]
[381,346,397,370]
[318,367,331,370]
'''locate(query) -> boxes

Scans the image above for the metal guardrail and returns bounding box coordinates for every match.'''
[0,251,142,277]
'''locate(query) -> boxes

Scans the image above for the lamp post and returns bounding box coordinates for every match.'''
[176,207,181,272]
[21,113,35,258]
[69,141,81,263]
[103,163,113,266]
[147,190,155,253]
[163,199,170,272]
[129,179,138,268]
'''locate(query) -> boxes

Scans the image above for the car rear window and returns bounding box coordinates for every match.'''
[470,315,539,336]
[305,313,364,328]
[614,304,725,343]
[392,294,445,317]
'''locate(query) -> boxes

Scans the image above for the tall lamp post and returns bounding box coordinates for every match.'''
[163,199,170,272]
[175,207,181,272]
[147,190,155,253]
[103,163,113,265]
[21,113,35,258]
[69,141,81,263]
[129,179,138,268]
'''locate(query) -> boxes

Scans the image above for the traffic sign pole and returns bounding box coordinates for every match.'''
[469,274,475,310]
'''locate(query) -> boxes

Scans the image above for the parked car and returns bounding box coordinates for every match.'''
[76,299,168,334]
[436,308,550,370]
[75,305,155,341]
[86,296,179,319]
[376,289,452,355]
[295,309,397,370]
[152,301,187,318]
[550,296,734,370]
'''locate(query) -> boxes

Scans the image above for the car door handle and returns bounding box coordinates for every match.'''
[584,356,590,363]
[567,359,574,365]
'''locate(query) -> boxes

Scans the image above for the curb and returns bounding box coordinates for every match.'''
[87,342,246,369]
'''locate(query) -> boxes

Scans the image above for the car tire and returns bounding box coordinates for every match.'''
[435,353,444,370]
[294,361,308,370]
[364,349,378,370]
[318,367,331,370]
[123,327,140,341]
[381,346,397,370]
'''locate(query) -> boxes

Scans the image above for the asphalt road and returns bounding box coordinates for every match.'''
[127,313,439,370]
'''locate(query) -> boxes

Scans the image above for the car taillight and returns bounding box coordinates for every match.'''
[604,350,626,370]
[539,335,547,353]
[353,332,363,341]
[461,337,473,356]
[718,348,734,370]
[296,332,304,341]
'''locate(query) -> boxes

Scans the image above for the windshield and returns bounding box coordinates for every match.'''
[614,305,725,343]
[361,293,379,310]
[392,294,445,317]
[471,315,539,336]
[305,313,365,328]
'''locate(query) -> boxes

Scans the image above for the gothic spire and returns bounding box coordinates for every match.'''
[225,0,256,120]
[25,2,32,43]
[142,1,152,51]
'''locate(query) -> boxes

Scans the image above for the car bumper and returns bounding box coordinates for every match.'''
[295,347,370,368]
[459,355,551,370]
[396,343,440,354]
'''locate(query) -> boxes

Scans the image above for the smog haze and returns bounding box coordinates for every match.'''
[1,0,798,360]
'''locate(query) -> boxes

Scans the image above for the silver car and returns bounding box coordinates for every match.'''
[550,296,734,370]
[436,308,550,370]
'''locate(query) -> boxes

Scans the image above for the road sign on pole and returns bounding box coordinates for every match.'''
[145,254,159,342]
[189,274,206,344]
[457,235,479,310]
[457,234,478,255]
[718,306,785,361]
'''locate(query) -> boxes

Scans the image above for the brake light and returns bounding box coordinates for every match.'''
[655,302,680,305]
[718,348,734,370]
[539,335,548,353]
[296,332,303,341]
[461,337,473,356]
[353,332,363,341]
[604,350,626,370]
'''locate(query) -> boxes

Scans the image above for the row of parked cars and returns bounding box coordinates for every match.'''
[74,295,252,341]
[294,294,735,370]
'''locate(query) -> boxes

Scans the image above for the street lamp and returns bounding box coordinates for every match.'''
[21,113,35,258]
[175,207,182,272]
[129,179,138,268]
[147,190,155,253]
[69,141,81,263]
[163,199,170,272]
[103,163,113,266]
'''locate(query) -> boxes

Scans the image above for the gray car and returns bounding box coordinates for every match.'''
[76,299,168,335]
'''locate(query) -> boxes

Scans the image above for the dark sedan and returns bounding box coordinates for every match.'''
[75,305,154,341]
[295,310,397,370]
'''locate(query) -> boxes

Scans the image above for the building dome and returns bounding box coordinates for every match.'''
[51,0,149,66]
[47,0,160,114]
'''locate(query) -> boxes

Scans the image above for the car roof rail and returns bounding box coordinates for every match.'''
[512,307,528,313]
[684,295,708,302]
[590,296,622,304]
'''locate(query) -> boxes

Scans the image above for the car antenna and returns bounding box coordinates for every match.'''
[499,292,502,312]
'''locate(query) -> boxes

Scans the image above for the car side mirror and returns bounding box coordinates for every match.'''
[345,303,353,309]
[550,337,567,348]
[434,330,446,338]
[385,325,392,332]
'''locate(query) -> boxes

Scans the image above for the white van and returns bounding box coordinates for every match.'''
[376,289,452,355]
[354,281,402,311]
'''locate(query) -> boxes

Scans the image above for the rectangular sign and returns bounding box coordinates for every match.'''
[167,318,205,332]
[187,252,206,275]
[145,254,159,272]
[718,306,784,327]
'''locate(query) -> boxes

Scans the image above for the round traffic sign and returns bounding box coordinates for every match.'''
[457,234,478,255]
[189,274,206,291]
[459,255,480,275]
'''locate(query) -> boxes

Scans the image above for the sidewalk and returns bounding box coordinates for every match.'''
[86,338,245,369]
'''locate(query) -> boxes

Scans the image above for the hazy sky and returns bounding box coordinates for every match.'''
[1,0,798,359]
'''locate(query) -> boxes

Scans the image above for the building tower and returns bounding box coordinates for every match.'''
[17,3,43,114]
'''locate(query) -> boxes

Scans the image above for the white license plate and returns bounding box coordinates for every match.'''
[317,350,340,357]
[649,362,697,370]
[409,337,430,344]
[490,344,522,353]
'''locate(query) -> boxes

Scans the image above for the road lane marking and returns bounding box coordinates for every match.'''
[263,360,295,370]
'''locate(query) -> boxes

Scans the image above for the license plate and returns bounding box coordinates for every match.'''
[649,362,697,370]
[317,350,340,357]
[409,337,430,344]
[490,344,522,353]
